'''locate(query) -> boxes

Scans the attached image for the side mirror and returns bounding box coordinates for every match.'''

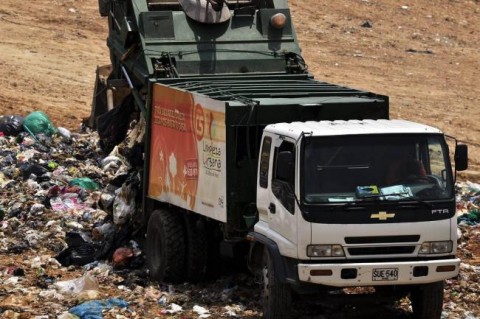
[276,151,293,182]
[455,144,468,171]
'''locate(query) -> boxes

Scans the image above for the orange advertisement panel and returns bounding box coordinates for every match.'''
[148,84,227,222]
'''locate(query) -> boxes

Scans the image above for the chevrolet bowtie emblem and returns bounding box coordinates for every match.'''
[370,212,395,221]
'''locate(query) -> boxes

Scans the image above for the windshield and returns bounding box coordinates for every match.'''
[302,134,453,204]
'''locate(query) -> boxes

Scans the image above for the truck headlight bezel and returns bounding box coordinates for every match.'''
[418,241,453,255]
[307,244,345,257]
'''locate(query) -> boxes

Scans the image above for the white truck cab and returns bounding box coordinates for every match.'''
[253,119,467,319]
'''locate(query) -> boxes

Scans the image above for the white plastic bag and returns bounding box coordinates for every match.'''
[54,272,99,294]
[113,183,136,225]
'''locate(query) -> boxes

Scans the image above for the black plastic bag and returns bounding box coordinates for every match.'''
[55,231,114,266]
[19,163,49,180]
[0,115,24,136]
[97,95,134,153]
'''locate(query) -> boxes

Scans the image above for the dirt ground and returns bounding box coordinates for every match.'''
[0,0,478,181]
[1,0,477,253]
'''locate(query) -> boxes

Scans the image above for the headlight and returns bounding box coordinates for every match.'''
[419,241,453,254]
[307,245,345,257]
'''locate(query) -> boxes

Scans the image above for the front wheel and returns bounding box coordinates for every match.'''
[262,248,292,319]
[146,209,186,283]
[410,281,444,319]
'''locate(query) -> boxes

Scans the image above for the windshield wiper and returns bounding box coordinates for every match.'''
[356,193,410,200]
[399,199,433,209]
[340,193,405,209]
[357,194,433,209]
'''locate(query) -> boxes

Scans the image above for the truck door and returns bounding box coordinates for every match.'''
[257,135,298,256]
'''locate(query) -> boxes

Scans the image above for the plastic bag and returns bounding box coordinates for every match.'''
[113,182,136,225]
[19,163,49,180]
[69,298,128,319]
[54,272,99,294]
[112,247,134,268]
[57,127,72,140]
[193,305,211,318]
[55,232,101,266]
[23,111,57,137]
[97,95,134,153]
[0,115,24,136]
[70,177,99,191]
[50,193,88,213]
[92,223,115,241]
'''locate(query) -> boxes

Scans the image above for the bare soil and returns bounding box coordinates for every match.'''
[0,0,478,180]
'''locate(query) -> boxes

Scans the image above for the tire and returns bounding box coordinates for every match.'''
[146,209,185,283]
[184,214,208,282]
[410,281,444,319]
[262,248,292,319]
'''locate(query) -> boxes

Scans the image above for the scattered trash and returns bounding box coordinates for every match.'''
[97,95,134,153]
[76,289,103,302]
[112,247,134,268]
[23,111,57,137]
[224,304,245,317]
[92,223,115,241]
[0,109,478,318]
[113,180,137,225]
[50,192,88,213]
[406,48,434,54]
[162,303,183,314]
[360,20,372,28]
[193,305,211,318]
[457,181,480,225]
[0,115,24,136]
[57,127,72,141]
[69,298,128,319]
[54,272,99,294]
[70,177,100,191]
[55,232,102,266]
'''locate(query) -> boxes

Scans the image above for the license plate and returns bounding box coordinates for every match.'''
[372,268,398,281]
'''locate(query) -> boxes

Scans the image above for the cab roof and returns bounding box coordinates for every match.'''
[266,119,443,138]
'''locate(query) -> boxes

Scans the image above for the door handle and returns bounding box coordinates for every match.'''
[268,203,276,214]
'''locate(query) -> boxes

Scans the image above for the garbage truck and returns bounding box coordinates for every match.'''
[87,0,469,318]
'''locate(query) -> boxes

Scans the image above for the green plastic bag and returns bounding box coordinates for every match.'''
[48,161,59,170]
[69,177,99,191]
[23,111,57,137]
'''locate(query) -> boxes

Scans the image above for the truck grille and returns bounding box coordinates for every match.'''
[348,246,416,256]
[345,235,420,244]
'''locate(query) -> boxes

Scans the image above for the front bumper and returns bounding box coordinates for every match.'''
[298,258,460,287]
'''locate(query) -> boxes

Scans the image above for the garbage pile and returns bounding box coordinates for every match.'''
[457,181,480,226]
[0,111,263,318]
[0,111,479,318]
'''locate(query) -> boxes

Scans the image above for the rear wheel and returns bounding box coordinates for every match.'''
[410,281,444,319]
[262,248,292,319]
[146,209,185,283]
